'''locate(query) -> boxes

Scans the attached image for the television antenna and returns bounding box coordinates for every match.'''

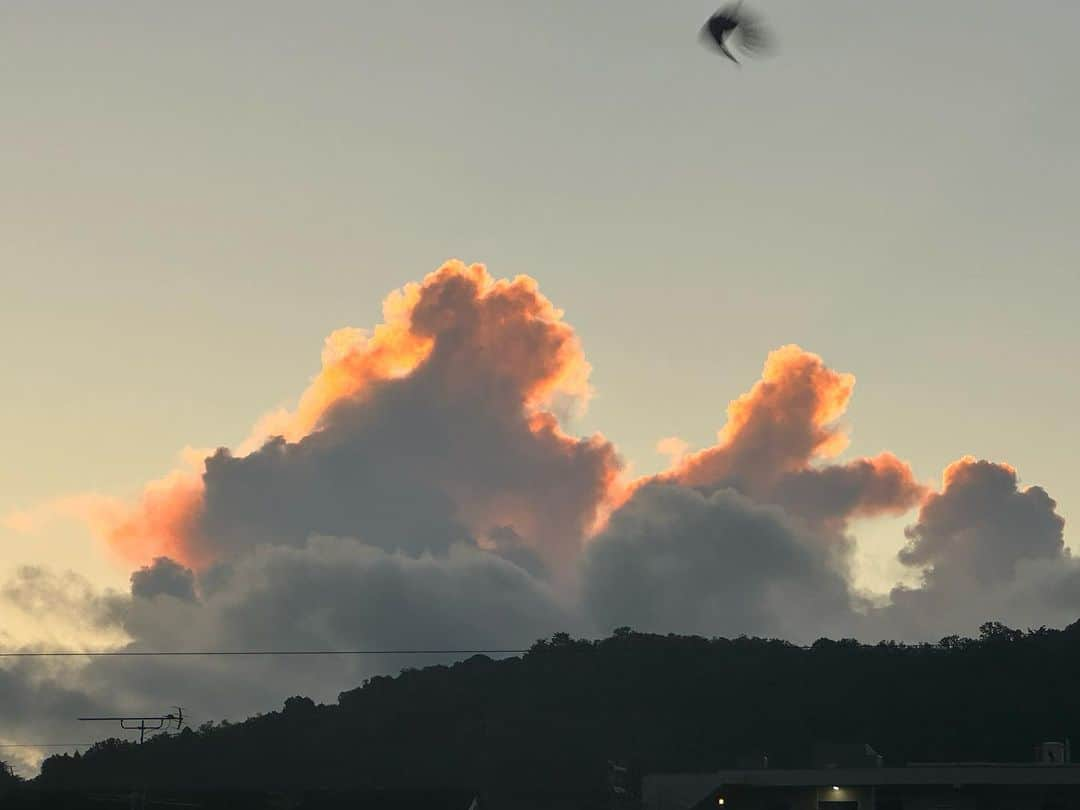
[78,707,184,744]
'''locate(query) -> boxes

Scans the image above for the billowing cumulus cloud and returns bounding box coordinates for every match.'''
[900,457,1066,582]
[579,349,924,640]
[583,483,859,641]
[83,262,620,575]
[1,261,1076,772]
[670,345,856,494]
[659,347,925,531]
[592,346,929,620]
[879,457,1078,638]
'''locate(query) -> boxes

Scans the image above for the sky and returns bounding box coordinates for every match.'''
[1,0,1078,773]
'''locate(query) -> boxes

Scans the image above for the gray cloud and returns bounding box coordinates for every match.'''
[192,265,619,576]
[1,537,575,774]
[584,456,1078,644]
[0,568,128,775]
[104,537,575,723]
[130,557,197,602]
[770,453,926,532]
[583,483,859,643]
[0,566,126,640]
[0,660,118,774]
[875,458,1077,640]
[899,458,1065,583]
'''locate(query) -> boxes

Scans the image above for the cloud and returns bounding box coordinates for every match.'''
[655,436,689,465]
[655,347,925,535]
[668,345,856,495]
[582,483,859,642]
[91,471,209,568]
[109,536,572,721]
[0,568,130,774]
[130,558,198,602]
[770,452,928,531]
[2,261,1076,772]
[194,536,573,653]
[71,262,621,576]
[876,457,1077,639]
[1,536,575,775]
[0,661,117,775]
[0,567,126,650]
[900,457,1066,582]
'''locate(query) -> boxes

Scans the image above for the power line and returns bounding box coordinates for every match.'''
[0,744,95,748]
[0,648,528,658]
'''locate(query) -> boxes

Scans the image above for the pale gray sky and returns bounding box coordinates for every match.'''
[2,1,1077,592]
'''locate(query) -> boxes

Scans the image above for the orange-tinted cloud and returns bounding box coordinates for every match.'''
[6,266,1076,654]
[82,471,210,569]
[245,263,591,452]
[669,345,855,495]
[242,287,432,450]
[77,261,616,573]
[656,437,690,465]
[406,265,591,410]
[641,346,924,533]
[2,477,209,571]
[20,264,1056,612]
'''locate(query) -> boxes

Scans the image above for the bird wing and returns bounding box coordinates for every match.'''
[732,8,771,55]
[706,12,737,42]
[700,19,739,62]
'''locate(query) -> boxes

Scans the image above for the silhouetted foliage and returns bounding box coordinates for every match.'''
[284,695,317,716]
[1,760,20,792]
[30,621,1080,798]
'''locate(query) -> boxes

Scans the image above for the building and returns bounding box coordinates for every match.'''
[643,743,1080,810]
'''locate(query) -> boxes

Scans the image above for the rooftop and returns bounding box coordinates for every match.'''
[710,765,1080,786]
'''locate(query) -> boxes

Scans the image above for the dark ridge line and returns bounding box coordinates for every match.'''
[0,648,529,657]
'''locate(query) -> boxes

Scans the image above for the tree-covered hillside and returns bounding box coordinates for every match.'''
[31,621,1080,796]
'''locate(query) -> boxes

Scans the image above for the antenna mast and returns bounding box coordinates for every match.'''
[78,707,184,744]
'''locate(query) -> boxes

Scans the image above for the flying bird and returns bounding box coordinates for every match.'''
[701,3,771,64]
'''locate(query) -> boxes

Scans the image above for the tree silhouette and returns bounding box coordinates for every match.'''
[0,760,21,801]
[25,619,1080,803]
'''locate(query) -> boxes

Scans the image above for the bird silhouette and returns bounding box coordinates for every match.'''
[701,2,771,64]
